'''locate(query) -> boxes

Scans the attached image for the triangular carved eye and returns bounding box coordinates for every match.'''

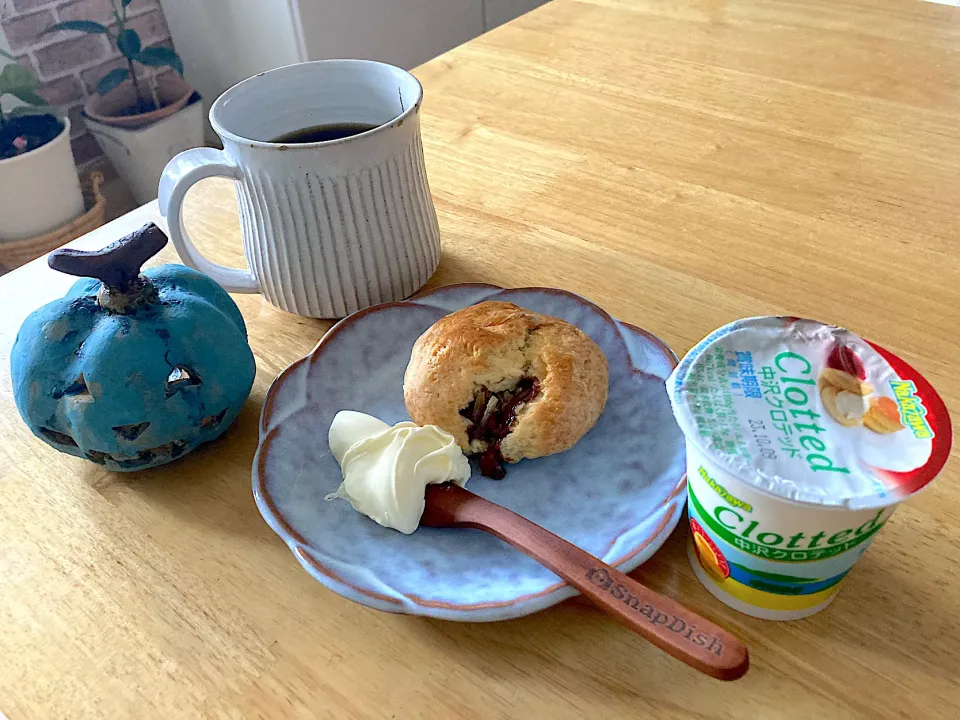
[39,426,78,447]
[61,373,89,397]
[166,366,202,396]
[112,421,150,441]
[199,408,228,429]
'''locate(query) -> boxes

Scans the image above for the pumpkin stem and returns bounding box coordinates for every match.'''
[48,223,168,293]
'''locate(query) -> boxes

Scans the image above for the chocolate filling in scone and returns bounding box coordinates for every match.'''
[458,377,542,479]
[404,301,608,479]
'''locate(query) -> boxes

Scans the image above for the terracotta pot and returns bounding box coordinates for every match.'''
[84,73,194,129]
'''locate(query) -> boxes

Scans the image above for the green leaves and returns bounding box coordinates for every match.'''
[0,63,45,122]
[117,28,142,58]
[0,62,41,95]
[12,89,47,107]
[135,47,184,76]
[98,67,130,96]
[42,20,109,35]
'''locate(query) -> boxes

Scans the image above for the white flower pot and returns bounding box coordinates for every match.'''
[85,96,205,205]
[0,117,84,242]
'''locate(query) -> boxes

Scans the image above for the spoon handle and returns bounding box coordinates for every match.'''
[449,491,749,680]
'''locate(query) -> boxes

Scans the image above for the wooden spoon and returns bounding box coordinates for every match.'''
[422,483,749,681]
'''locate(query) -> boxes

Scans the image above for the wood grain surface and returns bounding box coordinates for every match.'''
[1,0,959,717]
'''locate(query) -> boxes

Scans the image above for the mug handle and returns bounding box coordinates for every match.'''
[158,147,260,293]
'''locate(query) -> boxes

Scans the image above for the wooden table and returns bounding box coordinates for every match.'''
[2,0,959,717]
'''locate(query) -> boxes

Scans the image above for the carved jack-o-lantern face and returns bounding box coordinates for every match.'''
[11,224,256,471]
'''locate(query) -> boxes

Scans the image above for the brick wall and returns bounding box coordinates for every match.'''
[1,0,174,172]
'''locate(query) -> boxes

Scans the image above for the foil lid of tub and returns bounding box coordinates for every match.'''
[667,317,952,510]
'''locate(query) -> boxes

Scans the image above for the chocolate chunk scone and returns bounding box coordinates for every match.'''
[403,301,608,478]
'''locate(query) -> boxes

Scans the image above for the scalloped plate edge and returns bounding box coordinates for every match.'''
[253,284,688,620]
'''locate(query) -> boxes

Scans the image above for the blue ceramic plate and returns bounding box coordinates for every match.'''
[253,284,687,621]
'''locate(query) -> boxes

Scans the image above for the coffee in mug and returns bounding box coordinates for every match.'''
[271,123,379,144]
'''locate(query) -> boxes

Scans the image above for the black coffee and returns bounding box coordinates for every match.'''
[271,122,378,144]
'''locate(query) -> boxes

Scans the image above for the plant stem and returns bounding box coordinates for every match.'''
[2,52,17,126]
[148,71,161,112]
[127,58,147,112]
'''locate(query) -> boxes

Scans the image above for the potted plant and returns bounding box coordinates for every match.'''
[0,49,85,242]
[44,0,205,204]
[46,0,191,128]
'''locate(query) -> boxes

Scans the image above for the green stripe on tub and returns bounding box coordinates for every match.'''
[688,483,884,563]
[728,562,816,584]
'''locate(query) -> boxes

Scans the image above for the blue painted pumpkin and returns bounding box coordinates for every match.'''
[10,223,256,471]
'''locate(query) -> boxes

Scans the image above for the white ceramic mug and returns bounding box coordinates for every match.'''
[158,60,440,318]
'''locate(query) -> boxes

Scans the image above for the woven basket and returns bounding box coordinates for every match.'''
[0,171,107,273]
